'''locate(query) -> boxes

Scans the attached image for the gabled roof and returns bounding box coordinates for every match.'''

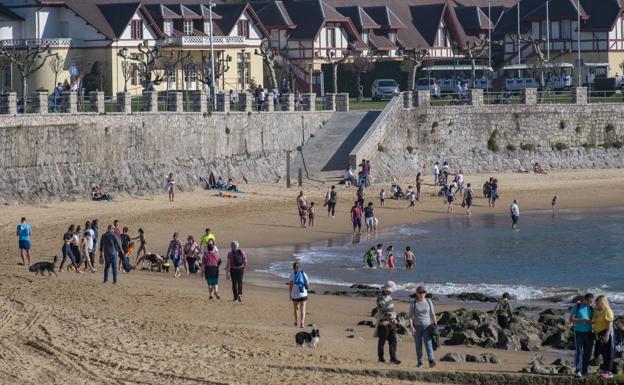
[368,30,396,50]
[524,0,586,21]
[282,0,360,40]
[580,0,622,31]
[362,5,406,29]
[165,4,201,19]
[144,4,180,20]
[336,6,380,31]
[0,4,24,21]
[409,1,469,48]
[455,6,492,32]
[252,1,295,28]
[98,2,143,38]
[213,3,269,38]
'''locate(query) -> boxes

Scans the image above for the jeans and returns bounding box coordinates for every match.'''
[230,268,244,300]
[597,330,615,373]
[377,324,398,362]
[574,331,593,374]
[60,243,77,270]
[103,254,118,283]
[327,201,336,216]
[414,324,435,365]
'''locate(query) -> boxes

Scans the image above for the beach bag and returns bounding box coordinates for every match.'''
[233,249,245,267]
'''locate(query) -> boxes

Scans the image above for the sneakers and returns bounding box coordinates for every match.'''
[417,363,424,368]
[601,372,614,379]
[429,361,436,369]
[378,358,385,363]
[390,360,401,365]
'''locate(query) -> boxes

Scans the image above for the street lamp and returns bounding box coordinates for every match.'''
[207,0,216,108]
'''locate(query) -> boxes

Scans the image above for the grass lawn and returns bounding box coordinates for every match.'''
[349,98,390,110]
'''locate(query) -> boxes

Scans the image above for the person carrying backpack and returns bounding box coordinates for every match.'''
[289,262,309,328]
[226,240,247,302]
[569,293,594,376]
[408,286,437,368]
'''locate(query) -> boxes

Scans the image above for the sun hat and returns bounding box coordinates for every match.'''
[382,281,397,293]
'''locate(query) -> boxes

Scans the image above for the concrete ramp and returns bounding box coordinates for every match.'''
[294,111,380,180]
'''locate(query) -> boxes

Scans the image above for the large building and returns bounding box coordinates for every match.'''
[0,0,268,96]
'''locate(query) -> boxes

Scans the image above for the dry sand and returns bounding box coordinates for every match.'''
[1,169,623,385]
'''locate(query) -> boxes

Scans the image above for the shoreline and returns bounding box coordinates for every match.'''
[2,169,624,384]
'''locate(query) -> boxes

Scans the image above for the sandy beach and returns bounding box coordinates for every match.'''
[1,169,624,385]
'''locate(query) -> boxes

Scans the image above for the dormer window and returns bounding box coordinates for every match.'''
[204,20,211,34]
[436,22,448,47]
[237,20,249,38]
[362,31,369,44]
[164,20,173,37]
[183,20,193,35]
[131,20,143,40]
[326,28,336,47]
[388,30,397,44]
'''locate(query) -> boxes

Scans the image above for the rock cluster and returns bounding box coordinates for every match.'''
[441,352,499,364]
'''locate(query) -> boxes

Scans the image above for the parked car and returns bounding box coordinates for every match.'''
[371,79,400,101]
[415,78,441,98]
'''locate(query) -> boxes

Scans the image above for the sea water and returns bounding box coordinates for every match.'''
[256,209,624,305]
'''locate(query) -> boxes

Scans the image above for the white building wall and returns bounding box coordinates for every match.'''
[119,11,158,43]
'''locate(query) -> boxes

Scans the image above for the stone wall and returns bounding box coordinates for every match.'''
[0,111,333,203]
[366,101,624,180]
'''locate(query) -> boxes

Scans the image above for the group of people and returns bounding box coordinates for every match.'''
[362,244,416,270]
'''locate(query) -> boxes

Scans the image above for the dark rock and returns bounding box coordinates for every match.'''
[539,308,566,316]
[481,353,499,364]
[353,290,379,297]
[515,305,542,313]
[448,292,498,303]
[538,313,565,328]
[476,321,501,345]
[357,320,374,327]
[440,353,465,363]
[542,327,574,350]
[350,284,378,290]
[465,354,479,363]
[445,330,484,346]
[346,335,355,339]
[612,357,624,374]
[345,328,354,332]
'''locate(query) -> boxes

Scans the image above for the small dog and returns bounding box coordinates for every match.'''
[29,256,58,277]
[295,329,320,348]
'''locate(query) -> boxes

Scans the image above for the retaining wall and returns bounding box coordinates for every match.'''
[0,111,333,203]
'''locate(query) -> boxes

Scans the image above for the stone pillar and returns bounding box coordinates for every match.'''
[89,91,105,113]
[413,91,430,107]
[143,91,158,112]
[216,92,230,112]
[469,88,483,107]
[572,87,587,105]
[61,91,77,113]
[116,92,131,113]
[32,92,48,114]
[402,91,412,109]
[282,93,294,112]
[238,92,252,112]
[303,93,315,111]
[522,88,537,105]
[335,93,349,111]
[324,93,336,111]
[193,91,207,113]
[1,92,17,115]
[266,94,274,112]
[166,92,183,112]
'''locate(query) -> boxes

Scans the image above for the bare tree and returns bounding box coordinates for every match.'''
[118,42,187,91]
[255,39,279,90]
[345,55,375,102]
[521,36,549,90]
[120,60,132,92]
[47,54,64,89]
[191,51,231,91]
[399,48,429,91]
[318,47,353,93]
[0,43,56,98]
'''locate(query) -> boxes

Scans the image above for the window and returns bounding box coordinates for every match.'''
[531,22,539,38]
[184,65,197,89]
[560,20,570,39]
[237,51,251,88]
[388,31,397,44]
[165,67,176,88]
[164,21,172,37]
[271,30,279,47]
[237,20,249,38]
[1,65,11,93]
[361,31,368,44]
[183,20,193,35]
[550,21,561,39]
[436,22,448,47]
[204,21,211,34]
[131,20,143,40]
[326,28,336,47]
[130,63,139,86]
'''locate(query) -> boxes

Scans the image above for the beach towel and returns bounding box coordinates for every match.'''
[293,271,309,293]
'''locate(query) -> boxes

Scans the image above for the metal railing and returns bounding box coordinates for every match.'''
[430,93,471,106]
[536,91,574,104]
[588,90,623,104]
[484,91,522,105]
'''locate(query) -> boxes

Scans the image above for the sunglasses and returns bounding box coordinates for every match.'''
[417,291,426,294]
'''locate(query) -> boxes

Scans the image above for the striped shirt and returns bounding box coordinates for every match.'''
[376,294,396,326]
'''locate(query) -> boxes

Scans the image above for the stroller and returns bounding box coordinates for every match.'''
[391,184,405,199]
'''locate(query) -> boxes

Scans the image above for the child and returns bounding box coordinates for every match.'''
[551,195,557,213]
[308,202,315,229]
[407,190,416,209]
[363,247,375,268]
[133,228,147,265]
[375,243,384,267]
[80,231,97,273]
[379,189,386,207]
[386,246,395,269]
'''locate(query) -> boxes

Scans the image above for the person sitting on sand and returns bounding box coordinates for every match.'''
[215,176,226,190]
[533,162,547,174]
[91,187,112,201]
[494,293,514,329]
[225,178,238,192]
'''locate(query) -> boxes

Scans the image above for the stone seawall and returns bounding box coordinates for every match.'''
[368,103,624,179]
[0,111,333,203]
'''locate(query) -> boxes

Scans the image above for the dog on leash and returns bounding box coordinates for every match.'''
[295,329,320,348]
[29,256,58,277]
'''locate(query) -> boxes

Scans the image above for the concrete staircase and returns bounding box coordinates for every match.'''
[294,110,380,182]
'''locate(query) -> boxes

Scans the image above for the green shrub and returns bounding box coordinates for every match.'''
[506,144,516,151]
[377,143,385,152]
[520,143,535,151]
[553,142,569,151]
[487,129,499,152]
[601,143,613,149]
[582,143,596,149]
[406,145,414,154]
[613,141,623,149]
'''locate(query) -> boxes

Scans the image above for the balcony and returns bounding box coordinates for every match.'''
[0,38,76,48]
[161,35,246,47]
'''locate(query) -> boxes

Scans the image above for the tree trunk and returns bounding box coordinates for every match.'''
[471,57,476,88]
[410,63,417,91]
[332,63,338,93]
[356,72,362,102]
[268,59,277,90]
[21,75,27,101]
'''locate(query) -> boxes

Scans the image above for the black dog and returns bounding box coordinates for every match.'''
[295,329,320,348]
[29,256,58,277]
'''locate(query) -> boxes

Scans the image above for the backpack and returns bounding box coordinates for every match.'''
[233,249,245,267]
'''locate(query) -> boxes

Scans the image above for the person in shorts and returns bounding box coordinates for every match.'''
[404,246,415,270]
[364,202,375,235]
[351,201,362,236]
[16,217,31,266]
[510,200,520,229]
[464,183,474,216]
[166,232,183,277]
[289,262,310,328]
